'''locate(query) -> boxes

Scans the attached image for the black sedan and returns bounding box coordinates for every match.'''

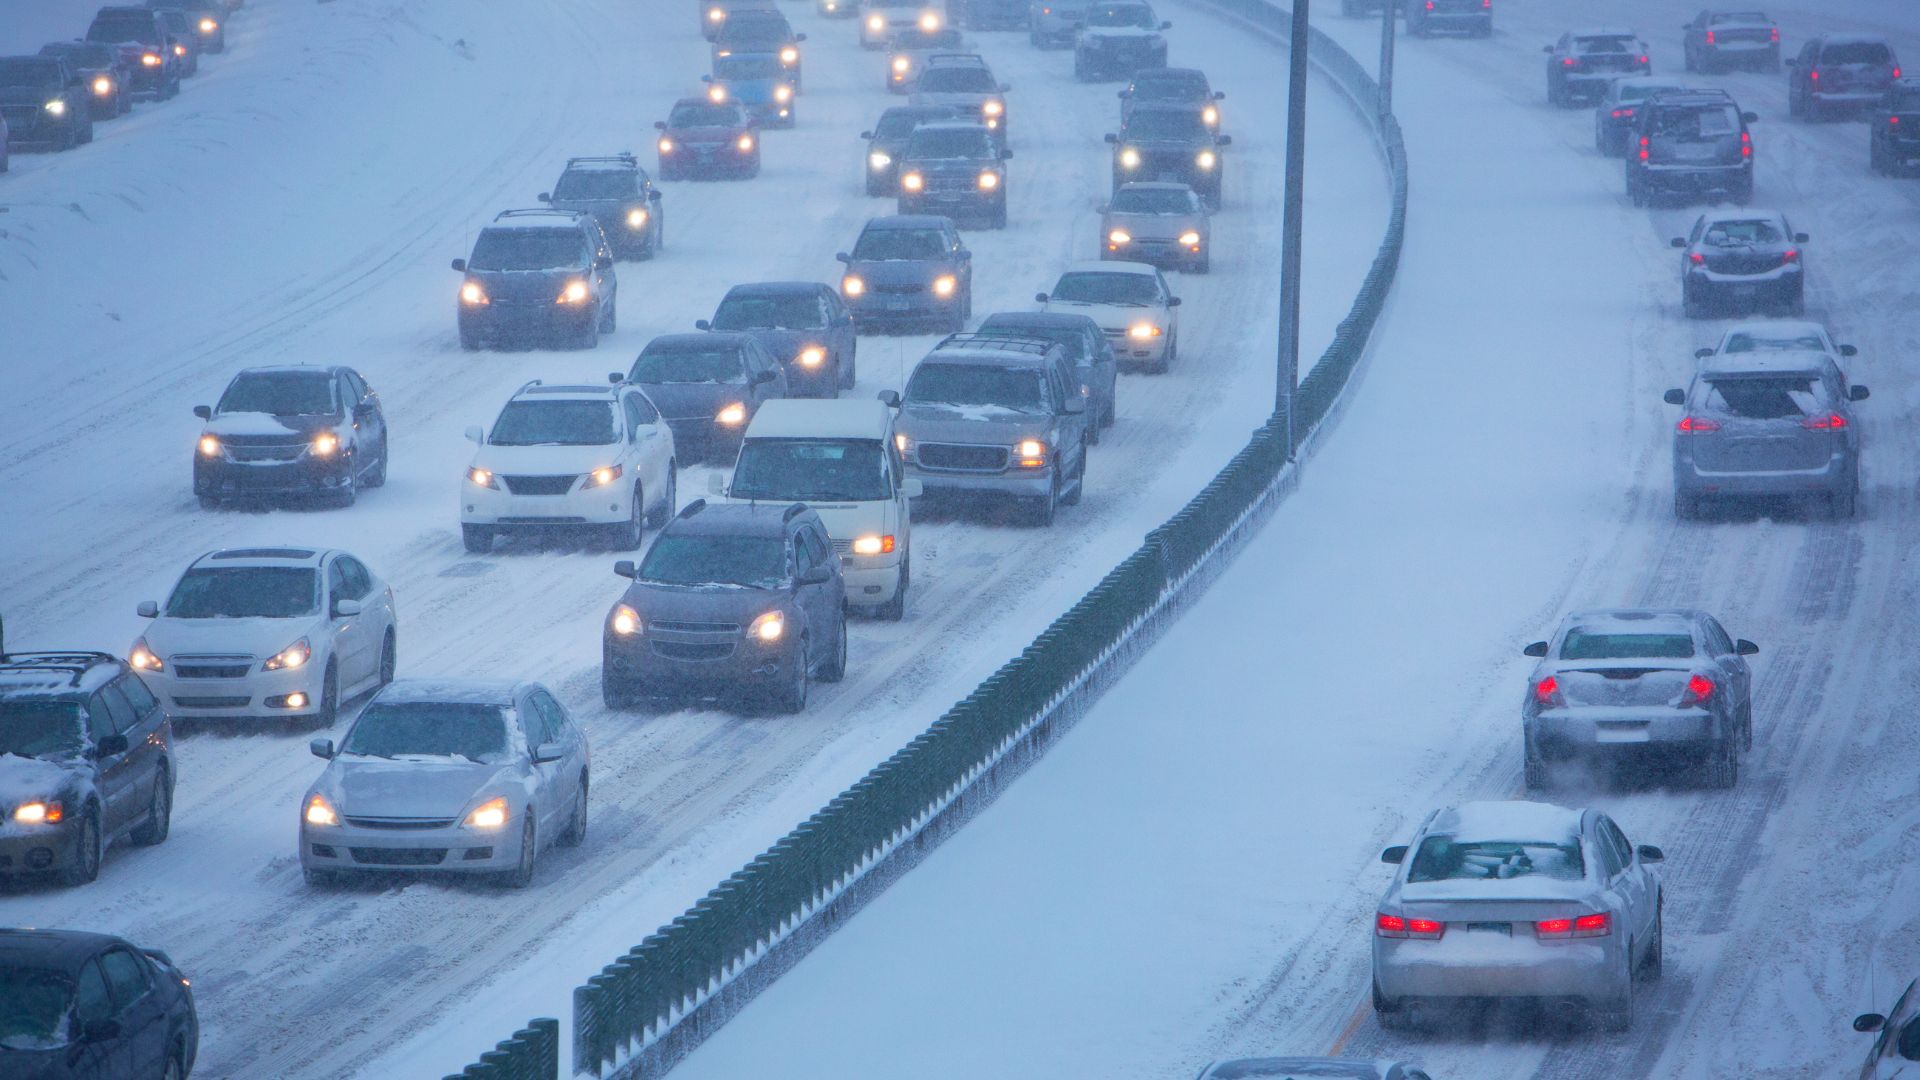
[0,56,94,152]
[0,927,198,1080]
[37,42,134,119]
[1673,209,1807,317]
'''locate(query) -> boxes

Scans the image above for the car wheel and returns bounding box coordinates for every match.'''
[459,326,482,351]
[1871,138,1887,175]
[1682,285,1707,320]
[647,468,676,528]
[1642,902,1664,981]
[461,524,494,554]
[59,809,102,886]
[1030,470,1059,527]
[1674,490,1702,520]
[1087,412,1101,446]
[130,766,172,846]
[611,484,645,551]
[365,435,388,488]
[1150,332,1175,375]
[1371,979,1410,1031]
[1829,478,1858,519]
[197,493,220,510]
[500,818,535,888]
[377,630,396,686]
[1700,736,1738,789]
[317,662,339,728]
[164,1052,184,1080]
[558,779,587,848]
[819,609,847,683]
[600,297,617,334]
[878,555,908,622]
[335,461,358,507]
[777,638,810,714]
[1060,444,1086,506]
[1600,958,1635,1032]
[1103,394,1116,428]
[80,117,95,145]
[575,315,599,350]
[1742,702,1754,750]
[58,122,79,151]
[602,665,639,711]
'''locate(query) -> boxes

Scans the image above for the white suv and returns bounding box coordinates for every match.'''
[131,547,399,725]
[718,397,921,619]
[461,381,678,553]
[1037,260,1181,373]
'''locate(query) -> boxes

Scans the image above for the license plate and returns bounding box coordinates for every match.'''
[1730,285,1758,301]
[885,298,912,311]
[1464,922,1512,935]
[1595,723,1650,743]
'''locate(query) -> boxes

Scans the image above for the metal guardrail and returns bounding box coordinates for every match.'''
[447,4,1408,1076]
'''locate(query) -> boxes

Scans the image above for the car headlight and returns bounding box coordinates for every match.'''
[1128,322,1163,339]
[45,100,67,116]
[460,281,488,305]
[1196,150,1218,170]
[1119,148,1141,169]
[842,275,865,297]
[1108,229,1132,245]
[263,638,311,672]
[1179,230,1201,247]
[92,76,114,96]
[174,44,187,56]
[869,151,892,170]
[199,17,218,32]
[851,534,895,555]
[610,604,642,636]
[736,133,755,152]
[895,432,911,454]
[585,464,623,488]
[130,638,163,672]
[893,56,911,73]
[468,466,497,489]
[1202,105,1218,126]
[977,170,1000,190]
[983,100,1004,117]
[465,796,509,830]
[1016,438,1047,466]
[780,46,799,64]
[142,52,162,66]
[659,137,676,153]
[716,402,748,425]
[304,794,338,828]
[901,171,924,191]
[198,434,221,458]
[310,432,339,457]
[868,14,885,30]
[13,800,64,825]
[919,11,941,30]
[797,346,826,368]
[707,84,728,103]
[627,207,649,229]
[557,279,591,305]
[932,275,957,297]
[709,6,725,21]
[775,84,793,102]
[749,611,785,642]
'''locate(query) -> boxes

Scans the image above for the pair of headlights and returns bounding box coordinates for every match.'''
[841,275,956,298]
[1107,229,1202,246]
[306,794,509,830]
[197,432,338,458]
[610,605,787,641]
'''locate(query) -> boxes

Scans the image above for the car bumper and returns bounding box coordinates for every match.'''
[1411,11,1491,30]
[906,461,1053,498]
[140,664,326,720]
[743,102,794,126]
[1,114,84,147]
[1103,238,1204,268]
[0,822,82,876]
[899,192,1004,221]
[195,456,355,499]
[1527,706,1720,758]
[459,302,596,342]
[462,482,631,528]
[842,557,904,605]
[1102,329,1170,363]
[1813,89,1891,107]
[1640,162,1749,192]
[1675,453,1851,496]
[301,820,526,874]
[849,291,961,324]
[1375,936,1617,1002]
[660,150,759,177]
[604,637,799,698]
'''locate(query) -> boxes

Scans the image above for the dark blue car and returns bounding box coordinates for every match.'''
[696,282,857,397]
[705,53,796,128]
[0,927,198,1080]
[837,215,972,333]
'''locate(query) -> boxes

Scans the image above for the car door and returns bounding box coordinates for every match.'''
[323,557,368,690]
[623,391,671,505]
[522,692,566,835]
[822,289,855,363]
[70,956,125,1080]
[1699,618,1750,715]
[86,691,141,834]
[803,524,840,645]
[949,226,971,293]
[100,946,168,1076]
[1047,359,1086,472]
[1155,270,1178,335]
[97,681,158,829]
[1599,816,1655,947]
[337,556,388,681]
[791,529,827,664]
[345,370,385,460]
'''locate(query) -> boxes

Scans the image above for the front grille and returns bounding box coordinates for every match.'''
[226,444,306,463]
[172,696,249,708]
[344,817,458,830]
[873,283,926,295]
[174,663,251,679]
[349,847,448,866]
[651,640,736,661]
[500,474,578,496]
[652,620,741,634]
[831,539,853,556]
[917,443,1009,472]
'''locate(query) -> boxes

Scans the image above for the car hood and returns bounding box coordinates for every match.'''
[145,616,319,660]
[910,90,991,108]
[472,442,624,474]
[622,581,789,620]
[0,753,87,811]
[323,757,514,819]
[848,257,954,284]
[639,381,749,420]
[1041,298,1157,331]
[900,404,1052,443]
[734,328,825,360]
[1103,209,1201,239]
[205,411,340,438]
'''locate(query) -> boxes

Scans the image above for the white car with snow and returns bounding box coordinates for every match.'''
[1036,260,1180,373]
[131,547,398,725]
[718,397,922,619]
[1696,318,1857,361]
[461,380,679,554]
[1371,801,1665,1033]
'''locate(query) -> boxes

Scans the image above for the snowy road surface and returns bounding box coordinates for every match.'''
[669,1,1920,1079]
[0,0,1385,1075]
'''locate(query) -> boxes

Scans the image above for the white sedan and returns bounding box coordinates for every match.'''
[1699,318,1857,360]
[1036,260,1181,373]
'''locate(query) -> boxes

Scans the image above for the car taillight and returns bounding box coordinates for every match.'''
[1639,55,1650,65]
[1769,27,1779,43]
[1533,674,1562,707]
[1612,108,1634,118]
[1781,247,1798,263]
[1376,914,1444,939]
[1892,116,1903,126]
[1681,673,1714,706]
[1562,57,1578,67]
[1705,29,1716,44]
[1639,135,1651,160]
[1689,252,1705,264]
[1741,131,1752,157]
[1809,68,1819,81]
[1802,412,1846,430]
[1376,913,1408,937]
[1895,66,1904,79]
[1424,1,1434,9]
[1538,913,1611,938]
[1481,0,1489,8]
[1677,415,1721,433]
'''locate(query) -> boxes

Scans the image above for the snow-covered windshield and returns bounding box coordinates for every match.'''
[1050,272,1159,306]
[1125,110,1207,140]
[341,701,511,764]
[553,171,638,200]
[713,294,824,330]
[1721,331,1827,352]
[489,400,617,446]
[1407,837,1585,883]
[716,54,784,79]
[1702,376,1822,420]
[217,371,336,417]
[0,701,86,758]
[906,362,1048,414]
[670,103,745,127]
[629,345,746,384]
[853,228,948,260]
[916,66,996,93]
[904,127,993,159]
[1559,630,1694,659]
[1086,4,1156,29]
[732,439,890,502]
[640,535,787,589]
[165,567,319,619]
[0,967,73,1051]
[469,229,584,272]
[1110,187,1192,214]
[1206,1063,1379,1080]
[1704,219,1783,246]
[717,17,790,47]
[0,59,63,87]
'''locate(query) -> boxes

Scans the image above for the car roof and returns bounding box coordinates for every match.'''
[667,501,805,538]
[980,311,1102,331]
[485,210,590,232]
[863,214,952,231]
[371,678,525,707]
[1647,88,1737,105]
[921,340,1056,368]
[923,51,989,66]
[230,364,342,379]
[512,381,620,400]
[1114,180,1198,194]
[1698,349,1834,377]
[909,120,992,134]
[1061,258,1158,277]
[0,653,127,698]
[562,155,641,173]
[1427,800,1584,843]
[1202,1059,1392,1080]
[1816,32,1891,46]
[1134,66,1207,81]
[1570,28,1640,38]
[644,331,755,351]
[191,547,326,568]
[672,95,744,113]
[1562,608,1700,633]
[1698,207,1786,227]
[1720,319,1827,339]
[745,398,895,440]
[724,280,824,297]
[881,104,960,119]
[0,928,127,970]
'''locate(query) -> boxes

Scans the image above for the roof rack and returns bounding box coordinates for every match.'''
[0,652,121,686]
[565,153,639,167]
[515,378,544,395]
[933,332,1056,356]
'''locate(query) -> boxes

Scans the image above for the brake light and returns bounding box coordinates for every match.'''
[1481,0,1490,8]
[1376,913,1408,937]
[1639,135,1650,161]
[1705,29,1716,44]
[1538,912,1611,938]
[1677,416,1720,433]
[1407,918,1445,939]
[1781,248,1798,263]
[1802,412,1846,430]
[1424,1,1434,9]
[1741,131,1752,157]
[1562,57,1578,67]
[1639,55,1650,65]
[1895,67,1904,79]
[1533,675,1562,706]
[1612,108,1634,118]
[1689,252,1705,264]
[1376,914,1443,939]
[1809,68,1819,81]
[1769,27,1779,43]
[1892,117,1903,126]
[1682,673,1715,706]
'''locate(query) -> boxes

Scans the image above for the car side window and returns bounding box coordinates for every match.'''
[788,534,808,575]
[326,560,349,607]
[337,557,373,600]
[97,684,138,735]
[100,949,152,1011]
[807,526,833,567]
[625,392,659,429]
[524,694,558,746]
[117,675,159,718]
[74,959,113,1025]
[1601,817,1635,872]
[1590,828,1625,878]
[1702,619,1734,656]
[83,694,116,742]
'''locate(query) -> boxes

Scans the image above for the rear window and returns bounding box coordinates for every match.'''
[1822,41,1892,65]
[1702,218,1782,245]
[1711,12,1769,24]
[1652,105,1741,138]
[88,12,162,43]
[1721,330,1826,352]
[1700,376,1824,420]
[1575,35,1637,53]
[1407,837,1585,883]
[1559,630,1695,659]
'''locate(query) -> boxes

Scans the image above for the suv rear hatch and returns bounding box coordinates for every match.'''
[1647,103,1743,165]
[1687,373,1838,473]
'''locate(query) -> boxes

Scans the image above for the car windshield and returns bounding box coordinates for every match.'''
[489,400,617,446]
[917,66,996,92]
[1559,630,1696,659]
[1407,837,1586,883]
[1133,74,1206,99]
[0,968,73,1052]
[639,535,787,589]
[1206,1064,1380,1080]
[876,110,946,138]
[164,567,320,618]
[1702,219,1783,245]
[1652,105,1740,139]
[906,362,1048,414]
[1086,4,1155,28]
[853,228,949,260]
[1824,41,1892,65]
[904,127,992,158]
[1701,376,1823,420]
[0,701,87,759]
[629,345,747,384]
[712,294,824,330]
[731,438,891,501]
[670,103,744,127]
[1050,271,1160,306]
[0,59,63,86]
[42,43,116,66]
[1110,187,1192,213]
[1721,330,1826,352]
[1125,110,1207,140]
[1575,35,1637,53]
[552,170,638,200]
[717,54,784,78]
[88,13,161,43]
[870,0,928,8]
[341,701,511,764]
[468,229,584,272]
[216,371,336,416]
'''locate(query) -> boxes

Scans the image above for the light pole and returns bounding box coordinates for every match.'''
[1275,0,1311,457]
[1378,0,1395,116]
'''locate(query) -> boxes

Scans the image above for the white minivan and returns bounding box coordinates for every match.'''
[715,397,920,619]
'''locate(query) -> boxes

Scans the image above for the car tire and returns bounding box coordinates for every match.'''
[1030,470,1059,527]
[1829,477,1858,519]
[576,316,599,350]
[1601,960,1635,1032]
[58,122,79,151]
[1788,86,1804,120]
[80,117,96,145]
[602,666,639,711]
[461,524,494,554]
[878,555,908,622]
[819,610,847,683]
[558,779,587,848]
[459,327,482,351]
[130,766,172,846]
[59,809,102,887]
[302,867,338,889]
[1871,138,1886,175]
[1371,979,1410,1031]
[1102,395,1116,428]
[600,296,617,334]
[197,493,220,510]
[317,661,339,728]
[647,468,676,528]
[1700,736,1738,789]
[1674,490,1702,520]
[1150,332,1175,375]
[335,461,358,508]
[776,638,810,714]
[377,630,396,686]
[1741,701,1754,750]
[1060,444,1086,506]
[610,485,645,551]
[500,818,535,889]
[1682,284,1707,320]
[1642,901,1664,981]
[364,435,388,488]
[164,1052,184,1080]
[1074,53,1089,80]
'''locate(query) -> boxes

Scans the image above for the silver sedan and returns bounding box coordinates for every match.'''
[1196,1059,1433,1080]
[299,679,589,888]
[1371,801,1665,1033]
[1100,181,1210,273]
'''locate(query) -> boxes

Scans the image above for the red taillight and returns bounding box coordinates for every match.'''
[1705,29,1716,44]
[1376,913,1443,939]
[1677,415,1720,433]
[1682,673,1714,705]
[1802,412,1846,430]
[1376,913,1408,937]
[1892,116,1903,126]
[1481,0,1490,8]
[1562,57,1578,67]
[1741,131,1752,157]
[1407,918,1445,939]
[1533,674,1561,706]
[1809,68,1819,81]
[1536,918,1572,936]
[1769,27,1779,43]
[1538,912,1611,938]
[1781,248,1798,263]
[1639,135,1650,161]
[1639,55,1650,65]
[1688,252,1705,264]
[1894,66,1903,79]
[1424,0,1433,9]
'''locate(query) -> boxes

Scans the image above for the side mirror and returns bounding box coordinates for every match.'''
[797,565,833,586]
[310,738,335,759]
[608,371,625,384]
[1216,135,1232,146]
[1670,237,1687,248]
[1850,385,1870,401]
[649,189,662,202]
[1736,639,1759,655]
[1034,292,1050,303]
[451,258,468,272]
[706,473,726,496]
[1214,91,1226,100]
[877,389,901,407]
[332,599,362,618]
[700,73,713,83]
[1103,132,1118,144]
[1694,347,1714,359]
[795,32,807,41]
[1159,20,1171,29]
[654,120,668,130]
[1794,231,1809,243]
[1380,845,1407,864]
[1839,344,1857,357]
[82,1018,122,1044]
[595,254,614,270]
[860,130,873,139]
[695,319,713,331]
[1542,45,1554,53]
[1097,203,1110,214]
[136,601,159,618]
[753,368,777,384]
[95,733,130,758]
[1000,148,1013,159]
[192,404,212,420]
[1663,388,1686,405]
[613,559,637,578]
[835,252,851,263]
[1855,1014,1888,1034]
[1167,296,1182,307]
[531,741,565,764]
[1743,111,1759,124]
[465,424,485,444]
[1523,640,1549,657]
[1636,844,1665,863]
[537,192,551,202]
[902,478,924,498]
[1064,395,1086,414]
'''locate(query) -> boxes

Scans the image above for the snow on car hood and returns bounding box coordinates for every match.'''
[472,442,623,475]
[145,615,319,660]
[323,757,517,820]
[205,410,337,437]
[0,752,87,811]
[1104,209,1198,241]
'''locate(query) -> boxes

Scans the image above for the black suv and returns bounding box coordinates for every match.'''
[0,928,198,1078]
[192,365,388,508]
[603,500,846,713]
[0,56,94,151]
[1074,1,1170,82]
[895,120,1010,228]
[1871,79,1920,176]
[1789,35,1902,121]
[862,103,958,195]
[84,7,181,99]
[0,652,176,886]
[39,41,135,119]
[147,0,226,54]
[1627,89,1756,206]
[540,154,665,259]
[1107,104,1230,206]
[452,209,619,349]
[1118,66,1224,131]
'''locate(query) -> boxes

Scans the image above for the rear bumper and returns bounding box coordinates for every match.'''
[1527,707,1720,757]
[1813,89,1892,107]
[1410,11,1491,30]
[1675,453,1851,497]
[660,150,759,177]
[1638,162,1749,193]
[1375,937,1617,1002]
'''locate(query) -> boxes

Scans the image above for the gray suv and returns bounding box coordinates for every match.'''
[539,154,665,260]
[1664,350,1868,519]
[897,335,1089,525]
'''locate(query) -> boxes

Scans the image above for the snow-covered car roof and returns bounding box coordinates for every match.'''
[1697,208,1788,228]
[745,398,894,440]
[1818,32,1893,47]
[1425,800,1583,843]
[1201,1058,1398,1079]
[1570,29,1641,39]
[191,546,326,568]
[487,209,590,231]
[1561,608,1699,633]
[864,214,954,230]
[1714,319,1828,345]
[369,678,523,707]
[1061,258,1159,277]
[1699,349,1836,377]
